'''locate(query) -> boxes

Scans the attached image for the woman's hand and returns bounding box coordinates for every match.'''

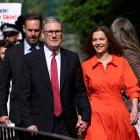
[130,107,138,124]
[130,98,139,124]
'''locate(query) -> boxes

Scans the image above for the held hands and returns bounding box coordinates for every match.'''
[76,115,88,135]
[0,116,11,125]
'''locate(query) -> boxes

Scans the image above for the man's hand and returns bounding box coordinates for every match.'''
[76,115,88,135]
[27,125,38,135]
[0,116,11,125]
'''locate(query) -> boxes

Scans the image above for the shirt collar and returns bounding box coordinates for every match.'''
[43,45,60,57]
[24,39,31,52]
[92,55,118,68]
[24,39,40,54]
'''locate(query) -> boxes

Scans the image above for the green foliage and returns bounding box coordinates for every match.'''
[22,0,47,18]
[0,0,48,18]
[57,0,110,43]
[57,0,140,44]
[108,0,140,40]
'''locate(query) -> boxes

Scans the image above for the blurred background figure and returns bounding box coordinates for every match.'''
[15,15,25,41]
[111,17,140,85]
[0,40,10,67]
[0,40,9,61]
[0,40,11,119]
[0,23,20,46]
[111,16,140,137]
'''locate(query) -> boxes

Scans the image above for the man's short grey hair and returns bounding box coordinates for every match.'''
[42,16,61,27]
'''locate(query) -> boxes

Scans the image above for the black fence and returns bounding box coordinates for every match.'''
[0,124,82,140]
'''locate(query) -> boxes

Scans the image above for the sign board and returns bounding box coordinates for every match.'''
[0,3,22,39]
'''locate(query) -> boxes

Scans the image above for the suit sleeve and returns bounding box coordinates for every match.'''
[74,54,91,123]
[0,50,11,116]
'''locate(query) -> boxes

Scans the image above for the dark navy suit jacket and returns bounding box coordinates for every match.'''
[0,41,43,125]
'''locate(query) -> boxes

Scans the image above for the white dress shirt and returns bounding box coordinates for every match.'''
[44,45,61,88]
[24,39,40,55]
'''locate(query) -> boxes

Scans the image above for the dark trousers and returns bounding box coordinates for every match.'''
[17,115,75,140]
[28,114,73,140]
[52,114,71,137]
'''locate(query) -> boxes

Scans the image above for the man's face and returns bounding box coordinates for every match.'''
[23,19,41,45]
[4,34,18,45]
[0,47,7,61]
[42,21,63,51]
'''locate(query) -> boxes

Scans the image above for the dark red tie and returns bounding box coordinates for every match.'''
[51,52,62,116]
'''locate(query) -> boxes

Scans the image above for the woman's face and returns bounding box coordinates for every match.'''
[92,31,109,55]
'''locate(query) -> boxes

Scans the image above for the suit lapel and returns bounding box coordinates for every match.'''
[60,48,67,92]
[36,47,52,92]
[36,47,68,93]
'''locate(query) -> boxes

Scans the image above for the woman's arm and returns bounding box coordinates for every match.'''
[130,98,139,124]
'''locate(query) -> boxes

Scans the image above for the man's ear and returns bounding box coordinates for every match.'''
[41,33,44,40]
[23,25,25,33]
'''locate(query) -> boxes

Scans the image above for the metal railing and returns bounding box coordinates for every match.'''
[0,124,81,140]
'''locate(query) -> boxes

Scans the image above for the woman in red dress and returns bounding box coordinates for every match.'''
[82,26,139,140]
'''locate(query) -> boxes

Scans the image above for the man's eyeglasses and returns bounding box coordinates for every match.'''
[43,30,62,36]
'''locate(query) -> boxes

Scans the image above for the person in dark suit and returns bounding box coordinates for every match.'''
[0,12,43,127]
[19,17,91,138]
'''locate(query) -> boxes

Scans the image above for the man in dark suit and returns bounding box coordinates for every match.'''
[0,13,43,127]
[19,17,91,138]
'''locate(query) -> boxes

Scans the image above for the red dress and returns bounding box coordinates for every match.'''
[82,55,140,140]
